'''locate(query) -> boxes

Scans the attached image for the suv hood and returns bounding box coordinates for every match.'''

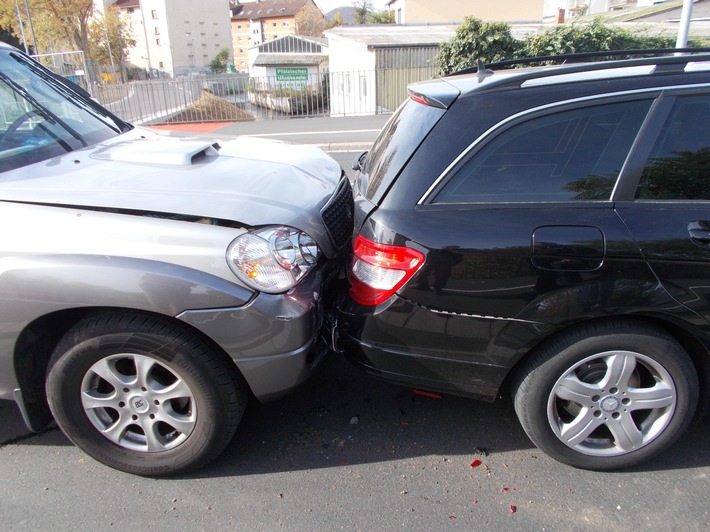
[0,129,343,252]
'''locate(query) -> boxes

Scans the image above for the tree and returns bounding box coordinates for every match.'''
[87,6,135,73]
[437,17,686,76]
[437,17,521,75]
[295,2,325,37]
[327,12,345,29]
[209,48,231,74]
[369,10,395,24]
[0,0,95,57]
[352,0,372,25]
[522,18,676,58]
[0,24,22,49]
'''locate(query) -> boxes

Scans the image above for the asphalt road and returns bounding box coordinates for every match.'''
[2,147,709,530]
[2,351,709,530]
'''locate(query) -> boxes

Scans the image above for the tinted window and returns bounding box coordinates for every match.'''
[434,99,651,203]
[636,94,710,200]
[361,97,445,202]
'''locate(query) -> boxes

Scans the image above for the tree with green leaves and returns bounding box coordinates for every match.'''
[437,17,521,75]
[352,0,372,25]
[437,17,688,76]
[369,10,395,24]
[209,48,231,74]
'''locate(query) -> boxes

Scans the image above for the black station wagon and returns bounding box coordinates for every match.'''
[338,51,710,470]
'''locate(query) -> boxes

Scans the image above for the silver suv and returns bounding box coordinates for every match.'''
[0,43,352,475]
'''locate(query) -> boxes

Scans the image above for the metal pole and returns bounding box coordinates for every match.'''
[139,0,153,77]
[14,0,28,54]
[22,0,37,54]
[103,15,117,83]
[676,0,694,49]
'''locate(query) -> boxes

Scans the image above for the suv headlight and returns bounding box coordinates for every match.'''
[227,226,320,293]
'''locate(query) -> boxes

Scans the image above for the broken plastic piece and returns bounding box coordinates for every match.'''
[509,505,516,513]
[413,389,443,399]
[470,459,483,468]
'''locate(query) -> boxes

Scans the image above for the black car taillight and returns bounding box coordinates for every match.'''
[348,235,425,306]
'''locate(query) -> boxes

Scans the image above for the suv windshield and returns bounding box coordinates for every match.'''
[361,97,445,203]
[0,49,128,173]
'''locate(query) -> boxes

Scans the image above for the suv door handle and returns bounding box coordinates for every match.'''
[688,221,710,245]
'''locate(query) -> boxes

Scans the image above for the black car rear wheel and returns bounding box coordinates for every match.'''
[513,320,698,470]
[46,311,246,476]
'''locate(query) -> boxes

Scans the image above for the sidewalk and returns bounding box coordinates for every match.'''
[149,114,391,152]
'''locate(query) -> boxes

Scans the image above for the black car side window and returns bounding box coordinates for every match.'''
[434,99,651,203]
[635,94,710,200]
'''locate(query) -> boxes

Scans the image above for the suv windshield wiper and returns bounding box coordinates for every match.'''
[10,52,131,134]
[0,69,87,148]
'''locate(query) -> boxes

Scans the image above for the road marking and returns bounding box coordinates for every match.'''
[248,129,381,137]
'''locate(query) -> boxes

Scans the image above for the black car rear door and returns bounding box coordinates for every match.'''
[615,91,710,327]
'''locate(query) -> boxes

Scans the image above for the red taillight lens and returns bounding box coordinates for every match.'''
[348,235,425,306]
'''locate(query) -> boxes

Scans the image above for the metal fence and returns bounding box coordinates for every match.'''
[92,67,437,126]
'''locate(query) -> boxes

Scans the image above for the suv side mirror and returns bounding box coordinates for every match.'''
[352,151,368,172]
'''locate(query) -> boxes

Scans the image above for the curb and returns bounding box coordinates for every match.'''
[316,142,372,152]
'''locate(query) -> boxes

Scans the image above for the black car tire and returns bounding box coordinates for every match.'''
[46,311,246,477]
[512,320,698,471]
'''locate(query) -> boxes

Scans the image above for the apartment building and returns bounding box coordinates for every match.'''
[231,0,321,71]
[111,0,233,77]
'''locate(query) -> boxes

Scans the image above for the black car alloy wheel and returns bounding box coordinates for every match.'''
[513,320,698,470]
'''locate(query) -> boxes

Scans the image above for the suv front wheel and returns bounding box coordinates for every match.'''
[513,321,698,470]
[46,311,246,476]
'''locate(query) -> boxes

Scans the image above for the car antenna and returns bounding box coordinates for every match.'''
[476,59,494,83]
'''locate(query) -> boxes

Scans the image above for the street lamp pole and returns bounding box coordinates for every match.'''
[22,0,37,53]
[676,0,694,49]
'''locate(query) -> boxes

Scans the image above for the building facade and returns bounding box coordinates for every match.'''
[112,0,233,77]
[231,0,322,72]
[385,0,546,23]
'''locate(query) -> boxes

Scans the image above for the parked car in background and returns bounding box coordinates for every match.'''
[338,50,710,470]
[0,42,353,476]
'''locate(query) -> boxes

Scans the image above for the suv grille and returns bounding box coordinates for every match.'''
[321,176,354,250]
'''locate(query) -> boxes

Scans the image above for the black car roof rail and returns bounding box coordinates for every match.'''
[453,48,710,76]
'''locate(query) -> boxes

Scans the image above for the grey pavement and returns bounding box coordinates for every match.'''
[210,114,392,151]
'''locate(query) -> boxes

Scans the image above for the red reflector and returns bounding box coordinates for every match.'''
[348,235,425,306]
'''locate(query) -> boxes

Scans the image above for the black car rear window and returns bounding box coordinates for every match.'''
[361,98,445,203]
[434,99,652,203]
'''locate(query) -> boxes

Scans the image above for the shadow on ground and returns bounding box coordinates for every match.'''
[2,352,709,477]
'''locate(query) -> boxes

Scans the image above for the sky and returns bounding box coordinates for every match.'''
[313,1,389,15]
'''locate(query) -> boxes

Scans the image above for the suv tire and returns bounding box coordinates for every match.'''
[512,320,698,470]
[46,311,246,476]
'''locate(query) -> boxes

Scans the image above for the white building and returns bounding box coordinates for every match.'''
[109,0,234,77]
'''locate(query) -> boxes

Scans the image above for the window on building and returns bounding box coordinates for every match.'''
[273,22,277,27]
[151,10,158,19]
[159,61,164,68]
[237,24,242,29]
[283,21,290,27]
[155,38,160,45]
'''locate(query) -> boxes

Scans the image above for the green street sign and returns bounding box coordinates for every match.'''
[276,68,308,82]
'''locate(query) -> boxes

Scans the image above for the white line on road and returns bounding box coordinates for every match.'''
[248,129,381,137]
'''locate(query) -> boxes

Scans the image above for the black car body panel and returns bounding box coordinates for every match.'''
[337,52,710,470]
